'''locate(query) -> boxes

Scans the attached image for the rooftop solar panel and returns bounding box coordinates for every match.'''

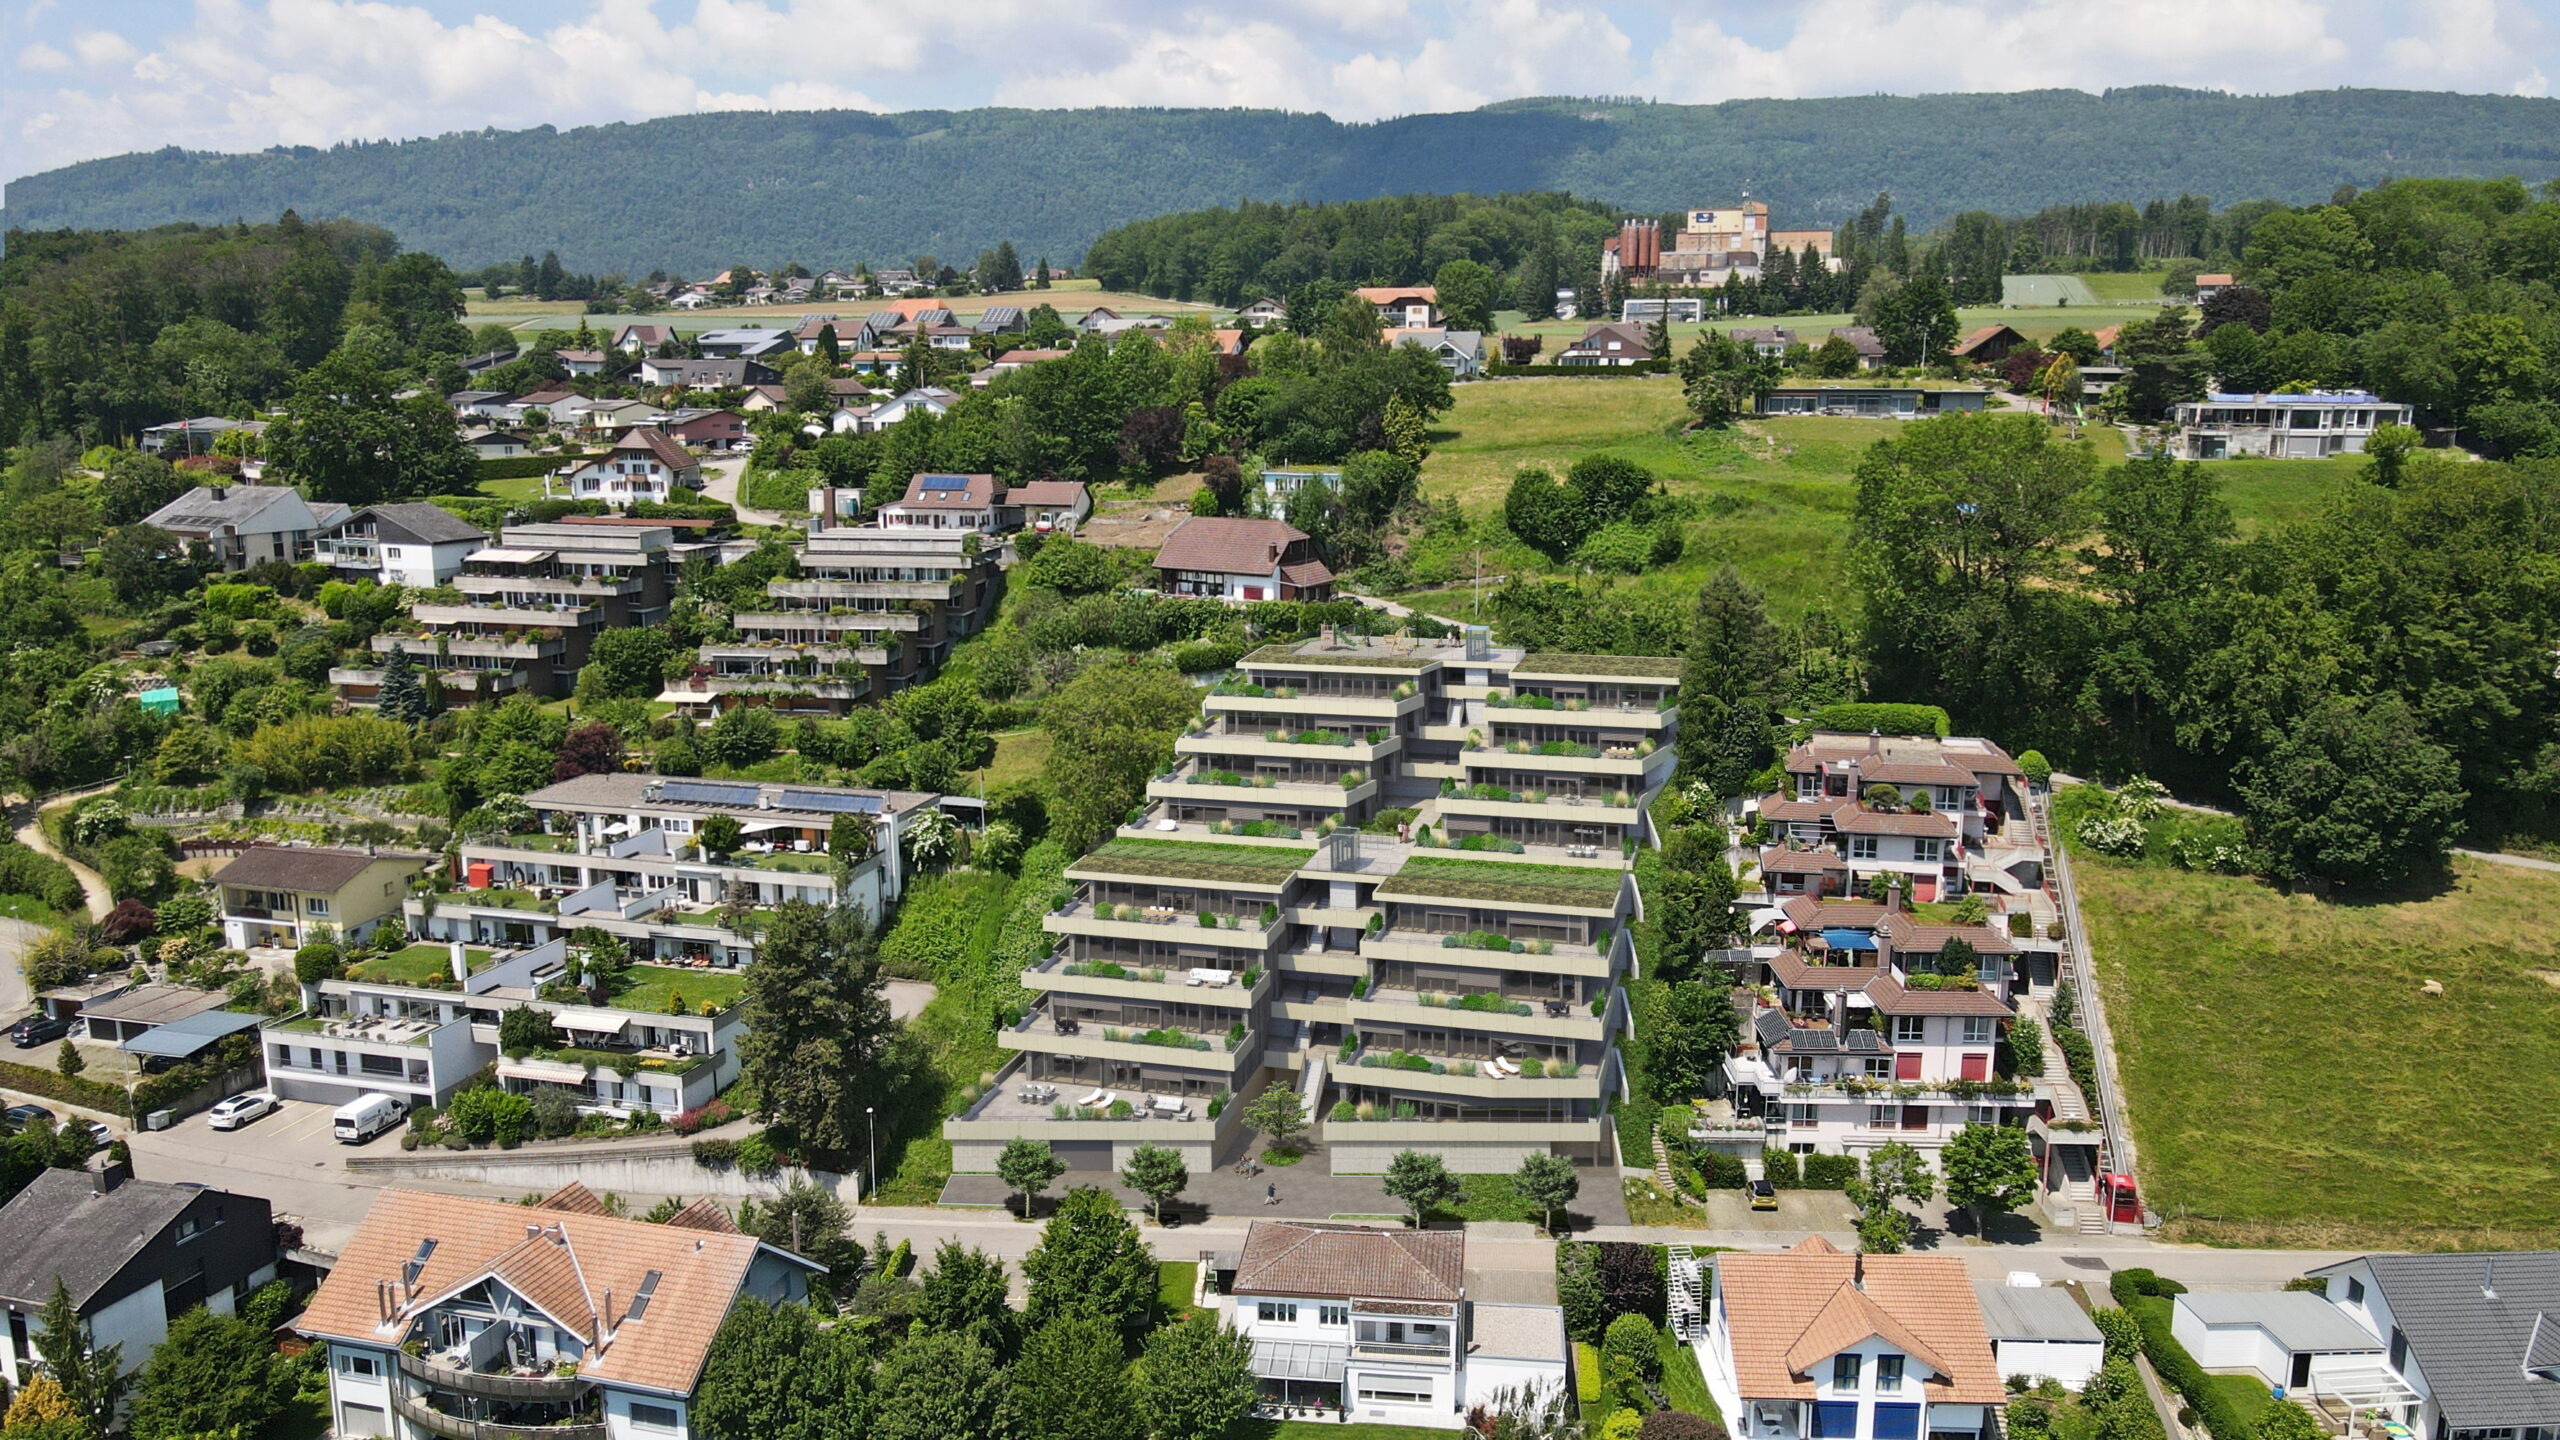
[920,473,973,491]
[778,789,884,814]
[660,781,761,807]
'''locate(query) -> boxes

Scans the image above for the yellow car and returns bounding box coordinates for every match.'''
[1750,1179,1780,1211]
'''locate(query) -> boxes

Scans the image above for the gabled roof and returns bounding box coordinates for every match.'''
[0,1170,256,1310]
[1356,285,1437,304]
[214,844,427,894]
[299,1189,819,1398]
[1953,324,2026,356]
[141,484,308,534]
[609,428,699,472]
[2307,1253,2560,1427]
[1154,516,1310,576]
[1830,326,1887,357]
[663,1199,741,1235]
[1715,1241,2004,1403]
[1006,480,1087,509]
[1234,1220,1462,1303]
[893,472,998,509]
[364,503,487,547]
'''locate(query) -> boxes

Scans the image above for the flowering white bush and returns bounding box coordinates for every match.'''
[2077,814,2149,858]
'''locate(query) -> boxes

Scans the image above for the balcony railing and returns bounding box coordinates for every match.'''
[395,1349,591,1402]
[391,1389,603,1440]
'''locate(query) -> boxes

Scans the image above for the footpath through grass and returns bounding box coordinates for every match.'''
[2075,848,2560,1248]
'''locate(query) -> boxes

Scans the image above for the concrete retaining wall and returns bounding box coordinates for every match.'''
[346,1140,851,1200]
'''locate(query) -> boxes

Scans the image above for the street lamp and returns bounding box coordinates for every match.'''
[864,1106,876,1206]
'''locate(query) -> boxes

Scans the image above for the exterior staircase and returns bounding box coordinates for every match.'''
[2055,1142,2108,1235]
[1667,1246,1706,1342]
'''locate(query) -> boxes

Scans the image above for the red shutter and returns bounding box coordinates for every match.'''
[1960,1052,1990,1081]
[1894,1052,1922,1081]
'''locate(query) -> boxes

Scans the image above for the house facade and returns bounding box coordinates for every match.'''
[315,503,489,587]
[1357,287,1441,327]
[1704,1237,2006,1440]
[1008,480,1092,533]
[214,845,436,950]
[0,1167,278,1394]
[297,1187,820,1440]
[560,428,703,507]
[2295,1251,2560,1438]
[1385,327,1484,378]
[943,629,1680,1176]
[2170,392,2415,459]
[1218,1221,1566,1428]
[877,472,1005,532]
[140,484,326,570]
[1153,518,1334,602]
[1555,323,1653,367]
[1754,388,1990,418]
[685,526,1002,710]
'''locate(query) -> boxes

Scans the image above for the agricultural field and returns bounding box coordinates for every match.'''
[2074,843,2560,1250]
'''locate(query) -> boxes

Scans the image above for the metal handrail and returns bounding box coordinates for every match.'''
[2038,791,2134,1178]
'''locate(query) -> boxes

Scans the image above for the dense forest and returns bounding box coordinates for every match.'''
[11,89,2560,272]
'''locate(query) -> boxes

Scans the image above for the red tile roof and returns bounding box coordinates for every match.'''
[1234,1221,1462,1303]
[1715,1243,2005,1404]
[1154,517,1310,577]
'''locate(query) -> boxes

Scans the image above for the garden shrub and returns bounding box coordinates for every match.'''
[1802,1154,1860,1190]
[1760,1146,1802,1189]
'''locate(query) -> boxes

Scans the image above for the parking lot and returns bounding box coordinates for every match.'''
[122,1097,407,1253]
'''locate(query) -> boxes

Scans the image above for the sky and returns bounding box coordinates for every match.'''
[2,0,2553,186]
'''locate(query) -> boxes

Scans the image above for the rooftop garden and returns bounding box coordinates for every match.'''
[427,887,545,911]
[1242,645,1432,669]
[1379,856,1624,907]
[1512,653,1685,678]
[1077,837,1314,885]
[610,964,751,1015]
[348,944,496,986]
[494,830,578,852]
[739,851,835,874]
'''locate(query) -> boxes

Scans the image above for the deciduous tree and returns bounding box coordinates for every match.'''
[1941,1124,2038,1233]
[1383,1148,1461,1226]
[1134,1311,1257,1440]
[1022,1185,1159,1346]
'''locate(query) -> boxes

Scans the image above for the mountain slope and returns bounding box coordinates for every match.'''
[8,89,2558,272]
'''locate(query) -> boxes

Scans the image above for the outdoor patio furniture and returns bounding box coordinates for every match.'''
[1545,1000,1570,1017]
[1076,1088,1106,1107]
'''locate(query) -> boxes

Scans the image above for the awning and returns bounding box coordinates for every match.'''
[548,1009,633,1037]
[1819,928,1878,951]
[1749,906,1791,935]
[118,1008,265,1058]
[1249,1338,1348,1383]
[466,547,556,564]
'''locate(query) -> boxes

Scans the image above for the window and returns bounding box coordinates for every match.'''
[1258,1302,1299,1324]
[1849,835,1878,860]
[1869,1104,1900,1127]
[1892,1016,1927,1044]
[305,898,330,915]
[2346,1277,2366,1304]
[1833,1354,1863,1390]
[175,1217,200,1243]
[1360,1387,1433,1405]
[338,1402,388,1438]
[1968,1105,2001,1125]
[1320,1304,1349,1327]
[337,1353,381,1377]
[629,1402,682,1431]
[1877,1355,1905,1393]
[1914,839,1943,863]
[1936,787,1966,812]
[1961,1017,1996,1045]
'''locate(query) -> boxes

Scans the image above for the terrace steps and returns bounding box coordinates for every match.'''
[2055,1144,2107,1235]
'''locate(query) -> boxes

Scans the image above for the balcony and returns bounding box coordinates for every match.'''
[998,1002,1259,1077]
[373,633,566,662]
[1464,739,1671,778]
[1204,682,1423,722]
[1025,951,1273,1006]
[454,572,640,599]
[1358,929,1617,977]
[1346,983,1618,1041]
[395,1349,591,1403]
[1044,896,1283,952]
[1335,1048,1600,1100]
[1174,725,1402,764]
[409,602,595,629]
[733,608,925,635]
[1435,784,1641,827]
[1318,1114,1608,1145]
[942,1058,1246,1139]
[767,577,960,603]
[391,1389,603,1440]
[1147,764,1377,810]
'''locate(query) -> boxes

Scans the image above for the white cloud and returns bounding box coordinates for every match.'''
[68,28,136,66]
[694,80,886,112]
[16,41,69,70]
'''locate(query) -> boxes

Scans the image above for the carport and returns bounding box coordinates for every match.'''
[117,1009,265,1062]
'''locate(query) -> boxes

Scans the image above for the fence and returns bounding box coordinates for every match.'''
[2039,789,2136,1180]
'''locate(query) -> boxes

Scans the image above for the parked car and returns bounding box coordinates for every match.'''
[6,1015,68,1048]
[4,1104,57,1131]
[332,1092,406,1144]
[72,1121,109,1148]
[206,1092,279,1131]
[1750,1179,1779,1211]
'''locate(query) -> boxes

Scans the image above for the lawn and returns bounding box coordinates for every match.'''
[2074,847,2560,1248]
[611,964,749,1015]
[348,944,493,985]
[1239,1424,1450,1440]
[2205,1373,2273,1430]
[1157,1260,1199,1319]
[1661,1323,1719,1418]
[968,728,1052,792]
[0,894,62,925]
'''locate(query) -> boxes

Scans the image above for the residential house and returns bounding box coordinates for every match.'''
[826,377,877,402]
[658,409,749,453]
[1827,328,1888,370]
[863,386,958,430]
[74,983,232,1049]
[787,314,842,354]
[297,1187,821,1440]
[1703,1236,2006,1440]
[689,527,1003,707]
[611,324,675,355]
[1076,306,1124,333]
[870,267,922,295]
[841,350,904,376]
[2295,1250,2560,1437]
[315,503,490,587]
[576,398,660,437]
[636,358,779,390]
[975,305,1025,334]
[2078,326,2127,397]
[1951,326,2027,364]
[515,387,579,418]
[1754,388,1990,418]
[1210,328,1249,357]
[1385,327,1484,379]
[1239,297,1289,327]
[946,629,1676,1176]
[1555,322,1654,367]
[1734,327,1797,358]
[878,472,1006,532]
[464,430,532,459]
[1748,730,2042,911]
[214,844,435,949]
[456,349,516,377]
[2193,273,2237,303]
[669,288,717,309]
[2168,1293,2385,1401]
[1357,286,1440,327]
[1153,517,1333,602]
[556,348,607,377]
[0,1167,277,1395]
[140,483,327,570]
[923,324,979,352]
[738,384,792,413]
[447,392,521,424]
[337,522,676,703]
[1975,1283,2104,1390]
[1622,298,1708,324]
[694,328,794,360]
[1008,479,1091,533]
[559,428,703,507]
[976,349,1069,386]
[1216,1221,1567,1427]
[139,416,265,457]
[2169,392,2414,460]
[1255,468,1342,513]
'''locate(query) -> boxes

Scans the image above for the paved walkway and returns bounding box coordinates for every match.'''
[699,455,789,527]
[10,784,117,922]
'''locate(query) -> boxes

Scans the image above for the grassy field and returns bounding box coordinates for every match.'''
[967,729,1052,793]
[2075,846,2560,1249]
[1241,1424,1449,1440]
[0,894,61,925]
[1157,1260,1199,1318]
[2077,271,2178,303]
[2205,1373,2274,1429]
[1497,301,2172,355]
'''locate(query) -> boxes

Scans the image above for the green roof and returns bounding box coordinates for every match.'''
[1513,654,1685,678]
[1075,837,1314,885]
[1244,645,1434,669]
[1378,856,1624,907]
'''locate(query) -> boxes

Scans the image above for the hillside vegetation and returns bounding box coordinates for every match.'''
[11,89,2560,271]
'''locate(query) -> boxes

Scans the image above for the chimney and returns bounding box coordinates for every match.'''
[598,1288,615,1348]
[2484,1259,2498,1300]
[209,484,228,502]
[88,1159,131,1195]
[1853,1251,1865,1290]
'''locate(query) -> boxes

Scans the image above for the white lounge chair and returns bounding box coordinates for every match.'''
[1077,1088,1107,1108]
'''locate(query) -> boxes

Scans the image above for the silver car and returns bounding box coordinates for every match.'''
[205,1091,279,1131]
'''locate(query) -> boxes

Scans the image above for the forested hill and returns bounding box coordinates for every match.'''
[8,88,2560,273]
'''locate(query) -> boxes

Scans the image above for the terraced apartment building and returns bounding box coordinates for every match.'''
[408,773,937,970]
[946,630,1681,1177]
[670,525,1002,714]
[335,521,677,704]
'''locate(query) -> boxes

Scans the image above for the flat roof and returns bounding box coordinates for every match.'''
[82,984,230,1028]
[1469,1302,1569,1362]
[2177,1292,2382,1353]
[1973,1283,2104,1344]
[119,1008,265,1058]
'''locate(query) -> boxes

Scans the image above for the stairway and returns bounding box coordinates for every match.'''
[2055,1143,2108,1235]
[1666,1246,1706,1343]
[1649,1127,1678,1194]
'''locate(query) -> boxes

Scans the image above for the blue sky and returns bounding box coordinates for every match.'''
[3,0,2551,186]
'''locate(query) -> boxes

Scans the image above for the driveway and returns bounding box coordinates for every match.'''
[698,455,788,526]
[126,1098,403,1254]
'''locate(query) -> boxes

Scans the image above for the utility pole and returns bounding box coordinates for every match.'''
[1472,549,1482,616]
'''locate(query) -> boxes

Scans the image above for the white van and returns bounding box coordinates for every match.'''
[332,1093,407,1144]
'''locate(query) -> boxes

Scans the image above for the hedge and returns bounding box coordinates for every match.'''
[0,1060,132,1118]
[0,842,85,915]
[2109,1274,2247,1440]
[1806,703,1952,738]
[1802,1153,1860,1190]
[478,452,593,481]
[2054,1024,2098,1096]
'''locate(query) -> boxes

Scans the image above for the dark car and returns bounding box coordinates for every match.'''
[4,1104,57,1131]
[6,1015,68,1048]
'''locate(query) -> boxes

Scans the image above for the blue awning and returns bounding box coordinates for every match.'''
[1819,928,1878,952]
[118,1008,265,1058]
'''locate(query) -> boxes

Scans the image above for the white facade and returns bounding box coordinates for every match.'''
[1230,1290,1563,1430]
[2170,1294,2384,1396]
[2171,392,2415,460]
[380,537,482,588]
[1993,1337,2102,1392]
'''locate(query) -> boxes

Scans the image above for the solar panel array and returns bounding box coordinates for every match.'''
[920,473,973,491]
[778,789,883,815]
[659,780,760,807]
